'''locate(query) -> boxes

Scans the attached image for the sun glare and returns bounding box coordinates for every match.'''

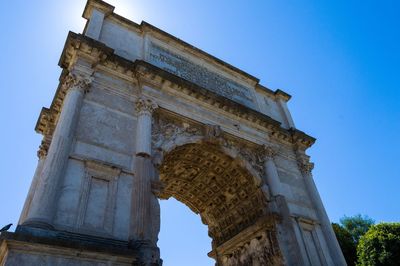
[106,0,142,23]
[61,1,87,32]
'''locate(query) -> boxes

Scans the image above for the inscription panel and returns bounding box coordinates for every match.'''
[148,43,256,108]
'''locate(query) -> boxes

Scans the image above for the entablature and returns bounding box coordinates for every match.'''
[37,32,315,152]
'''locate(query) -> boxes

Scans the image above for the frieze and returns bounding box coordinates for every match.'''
[148,43,256,109]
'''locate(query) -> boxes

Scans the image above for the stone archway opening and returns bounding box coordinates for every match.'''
[158,198,213,265]
[157,142,283,265]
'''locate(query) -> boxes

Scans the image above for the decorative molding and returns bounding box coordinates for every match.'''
[37,141,48,159]
[75,160,120,237]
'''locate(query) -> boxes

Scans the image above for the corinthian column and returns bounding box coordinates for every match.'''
[130,97,158,238]
[129,97,161,265]
[298,159,346,265]
[262,146,282,196]
[23,73,91,229]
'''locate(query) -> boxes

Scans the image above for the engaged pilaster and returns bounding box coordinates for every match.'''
[262,145,304,264]
[23,73,91,229]
[129,97,160,265]
[297,157,347,265]
[262,145,282,197]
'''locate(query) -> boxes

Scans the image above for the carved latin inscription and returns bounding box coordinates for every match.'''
[148,43,256,108]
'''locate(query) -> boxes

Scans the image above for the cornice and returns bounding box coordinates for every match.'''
[51,32,316,150]
[82,0,114,19]
[274,89,292,102]
[35,107,53,135]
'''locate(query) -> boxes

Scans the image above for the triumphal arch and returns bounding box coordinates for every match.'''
[0,0,346,265]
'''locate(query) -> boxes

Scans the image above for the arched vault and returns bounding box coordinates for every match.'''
[158,143,269,246]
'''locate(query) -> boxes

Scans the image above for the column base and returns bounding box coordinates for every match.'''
[20,219,54,230]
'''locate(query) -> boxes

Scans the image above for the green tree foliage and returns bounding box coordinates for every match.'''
[340,214,375,244]
[357,223,400,266]
[332,223,357,266]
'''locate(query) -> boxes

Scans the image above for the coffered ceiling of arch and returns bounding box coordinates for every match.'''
[158,143,269,246]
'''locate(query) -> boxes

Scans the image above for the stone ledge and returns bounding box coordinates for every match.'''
[0,226,138,259]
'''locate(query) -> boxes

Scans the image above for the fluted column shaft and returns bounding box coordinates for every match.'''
[23,73,91,229]
[130,97,158,242]
[299,161,346,265]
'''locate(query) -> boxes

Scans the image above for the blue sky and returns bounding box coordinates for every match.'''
[1,1,399,265]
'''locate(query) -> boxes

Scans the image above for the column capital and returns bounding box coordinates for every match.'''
[262,145,277,159]
[297,159,314,175]
[135,97,158,116]
[63,73,92,93]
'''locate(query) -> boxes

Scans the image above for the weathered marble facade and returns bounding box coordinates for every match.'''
[0,0,346,265]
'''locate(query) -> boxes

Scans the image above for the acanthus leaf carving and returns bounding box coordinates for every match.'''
[63,73,92,93]
[135,97,158,116]
[297,158,314,175]
[262,145,277,159]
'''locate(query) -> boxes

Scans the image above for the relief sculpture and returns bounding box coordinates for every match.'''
[221,231,283,266]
